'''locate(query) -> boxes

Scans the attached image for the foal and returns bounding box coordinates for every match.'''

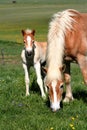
[21,29,47,98]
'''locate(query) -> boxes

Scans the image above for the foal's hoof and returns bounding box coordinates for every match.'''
[42,95,46,100]
[63,96,74,103]
[26,93,30,96]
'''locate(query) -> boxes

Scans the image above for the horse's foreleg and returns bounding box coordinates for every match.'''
[77,54,87,85]
[34,62,46,98]
[23,64,30,96]
[64,73,74,102]
[63,62,74,102]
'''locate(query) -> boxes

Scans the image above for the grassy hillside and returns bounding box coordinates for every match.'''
[0,0,87,42]
[0,0,87,4]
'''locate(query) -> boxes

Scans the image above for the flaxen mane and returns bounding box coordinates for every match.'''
[46,9,79,83]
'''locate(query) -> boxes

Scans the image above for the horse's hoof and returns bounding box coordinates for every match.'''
[63,96,74,103]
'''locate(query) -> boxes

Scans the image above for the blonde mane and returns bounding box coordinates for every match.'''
[46,9,78,83]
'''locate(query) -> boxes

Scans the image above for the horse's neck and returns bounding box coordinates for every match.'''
[47,66,62,83]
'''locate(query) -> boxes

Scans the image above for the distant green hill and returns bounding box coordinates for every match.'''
[0,0,87,4]
[0,0,87,42]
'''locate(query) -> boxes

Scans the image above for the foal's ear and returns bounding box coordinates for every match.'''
[59,64,66,73]
[32,30,35,36]
[21,30,25,36]
[42,66,48,74]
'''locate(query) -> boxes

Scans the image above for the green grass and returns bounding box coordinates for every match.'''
[0,0,87,130]
[0,42,87,130]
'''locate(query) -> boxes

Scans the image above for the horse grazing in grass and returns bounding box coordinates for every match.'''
[45,9,87,111]
[21,29,47,99]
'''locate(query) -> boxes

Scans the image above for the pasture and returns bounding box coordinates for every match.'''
[0,0,87,130]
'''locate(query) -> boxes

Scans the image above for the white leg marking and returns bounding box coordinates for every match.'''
[63,84,74,102]
[23,64,30,96]
[34,62,46,98]
[21,50,30,96]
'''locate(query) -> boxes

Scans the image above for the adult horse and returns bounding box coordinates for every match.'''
[45,9,87,111]
[21,29,47,99]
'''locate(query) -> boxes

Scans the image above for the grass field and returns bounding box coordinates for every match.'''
[0,0,87,130]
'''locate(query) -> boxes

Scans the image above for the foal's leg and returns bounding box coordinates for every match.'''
[63,61,74,102]
[34,61,46,98]
[21,50,30,96]
[23,63,30,96]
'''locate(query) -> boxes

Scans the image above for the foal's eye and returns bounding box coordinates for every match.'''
[60,85,63,89]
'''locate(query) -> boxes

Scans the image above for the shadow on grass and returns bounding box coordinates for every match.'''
[30,80,41,95]
[63,89,87,103]
[73,90,87,103]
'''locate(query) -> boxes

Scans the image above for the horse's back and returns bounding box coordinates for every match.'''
[76,13,87,55]
[65,11,87,57]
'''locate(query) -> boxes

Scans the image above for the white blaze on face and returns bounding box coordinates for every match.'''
[26,36,32,52]
[51,80,60,111]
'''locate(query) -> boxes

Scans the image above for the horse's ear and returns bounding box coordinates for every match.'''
[21,30,25,36]
[42,66,48,74]
[32,30,35,36]
[59,64,66,73]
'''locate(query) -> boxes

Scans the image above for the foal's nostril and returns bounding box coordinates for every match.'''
[26,51,33,56]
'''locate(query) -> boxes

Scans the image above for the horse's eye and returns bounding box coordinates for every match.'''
[60,85,63,89]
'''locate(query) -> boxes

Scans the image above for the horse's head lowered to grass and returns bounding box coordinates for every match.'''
[43,66,65,112]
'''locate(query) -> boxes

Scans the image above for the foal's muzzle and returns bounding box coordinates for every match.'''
[26,50,33,57]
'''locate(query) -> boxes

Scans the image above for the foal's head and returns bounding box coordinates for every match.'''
[21,29,35,56]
